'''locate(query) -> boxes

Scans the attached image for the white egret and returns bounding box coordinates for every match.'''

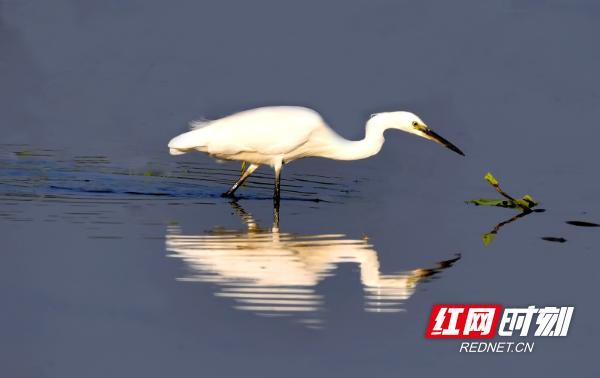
[168,106,464,202]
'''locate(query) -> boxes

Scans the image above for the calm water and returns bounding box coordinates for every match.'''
[2,1,600,377]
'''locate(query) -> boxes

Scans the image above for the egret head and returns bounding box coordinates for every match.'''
[370,111,465,156]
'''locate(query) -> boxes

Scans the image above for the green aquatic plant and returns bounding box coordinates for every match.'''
[466,172,538,211]
[142,163,163,177]
[15,149,32,157]
[467,172,540,246]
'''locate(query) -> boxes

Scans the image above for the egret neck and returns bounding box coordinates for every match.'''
[319,117,387,161]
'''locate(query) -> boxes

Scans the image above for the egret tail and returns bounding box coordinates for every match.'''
[168,127,211,155]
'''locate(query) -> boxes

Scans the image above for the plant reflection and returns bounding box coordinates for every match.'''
[481,209,545,246]
[165,202,460,327]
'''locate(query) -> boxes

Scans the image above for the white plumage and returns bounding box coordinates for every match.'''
[169,106,329,164]
[168,106,464,201]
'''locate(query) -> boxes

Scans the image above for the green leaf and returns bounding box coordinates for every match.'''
[514,195,538,209]
[467,172,539,212]
[482,232,496,246]
[465,199,518,208]
[484,172,499,187]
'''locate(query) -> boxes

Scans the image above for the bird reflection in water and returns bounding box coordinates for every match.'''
[165,202,460,327]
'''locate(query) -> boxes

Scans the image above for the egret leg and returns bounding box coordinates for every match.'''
[222,163,259,197]
[273,161,282,205]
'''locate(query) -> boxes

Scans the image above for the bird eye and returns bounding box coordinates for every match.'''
[412,121,418,127]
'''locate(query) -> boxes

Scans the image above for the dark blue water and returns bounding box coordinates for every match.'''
[2,1,599,377]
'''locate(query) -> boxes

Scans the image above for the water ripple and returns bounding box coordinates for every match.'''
[0,144,361,207]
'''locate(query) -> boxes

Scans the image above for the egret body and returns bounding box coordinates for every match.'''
[168,106,464,202]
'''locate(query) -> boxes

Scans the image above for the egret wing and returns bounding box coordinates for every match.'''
[204,107,324,156]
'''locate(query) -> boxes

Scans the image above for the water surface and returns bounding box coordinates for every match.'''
[2,1,600,377]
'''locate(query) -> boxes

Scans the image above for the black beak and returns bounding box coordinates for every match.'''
[422,128,465,156]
